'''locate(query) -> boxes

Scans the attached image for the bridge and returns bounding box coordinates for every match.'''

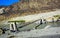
[8,18,48,32]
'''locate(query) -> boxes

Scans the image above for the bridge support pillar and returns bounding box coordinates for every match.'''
[10,22,18,32]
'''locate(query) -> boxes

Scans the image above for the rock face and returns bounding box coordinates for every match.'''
[0,0,60,21]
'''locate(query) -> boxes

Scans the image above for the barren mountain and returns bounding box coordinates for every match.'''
[0,0,60,21]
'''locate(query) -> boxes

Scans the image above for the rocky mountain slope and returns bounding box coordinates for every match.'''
[0,0,60,21]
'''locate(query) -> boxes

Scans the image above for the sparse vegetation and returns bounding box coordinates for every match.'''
[0,0,60,21]
[54,15,60,19]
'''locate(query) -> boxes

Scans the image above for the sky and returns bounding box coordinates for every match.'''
[0,0,19,6]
